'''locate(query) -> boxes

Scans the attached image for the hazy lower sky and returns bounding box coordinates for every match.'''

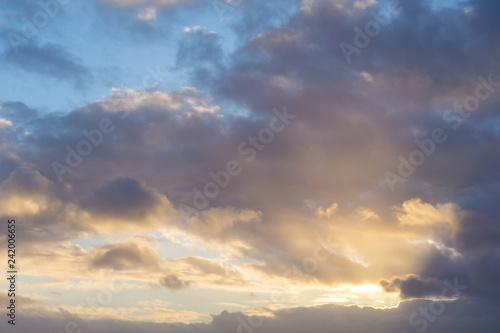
[1,0,500,332]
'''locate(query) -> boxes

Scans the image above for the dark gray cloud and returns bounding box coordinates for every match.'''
[0,101,38,121]
[160,274,191,290]
[379,274,448,299]
[82,177,164,220]
[454,213,500,253]
[2,43,92,88]
[1,296,499,333]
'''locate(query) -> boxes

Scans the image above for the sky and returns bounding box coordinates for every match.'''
[1,0,500,332]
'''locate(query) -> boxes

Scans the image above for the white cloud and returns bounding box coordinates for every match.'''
[0,118,13,128]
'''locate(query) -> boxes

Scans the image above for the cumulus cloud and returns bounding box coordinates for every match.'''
[395,198,462,228]
[0,167,54,216]
[379,274,449,299]
[91,240,161,270]
[160,274,191,290]
[81,177,175,227]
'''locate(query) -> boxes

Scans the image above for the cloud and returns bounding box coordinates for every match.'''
[154,256,249,290]
[2,43,91,88]
[1,1,500,325]
[315,203,338,218]
[159,274,191,290]
[454,213,500,252]
[102,87,221,114]
[176,26,223,72]
[181,257,245,282]
[0,167,53,215]
[137,6,157,20]
[187,207,262,238]
[395,198,462,227]
[1,295,499,333]
[0,79,498,305]
[81,177,172,223]
[91,240,161,270]
[0,118,13,128]
[379,274,448,299]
